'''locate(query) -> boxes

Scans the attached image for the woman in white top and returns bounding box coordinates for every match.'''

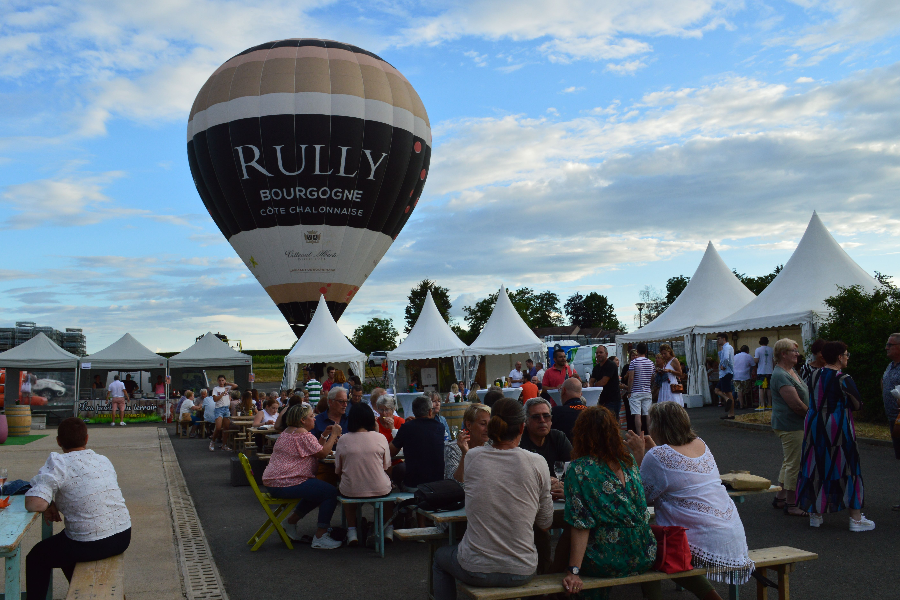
[25,418,131,600]
[656,344,684,407]
[626,403,753,599]
[432,398,553,600]
[253,398,280,427]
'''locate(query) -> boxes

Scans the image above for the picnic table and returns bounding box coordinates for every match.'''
[1,496,54,600]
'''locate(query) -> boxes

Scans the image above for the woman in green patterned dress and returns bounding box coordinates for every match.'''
[562,406,657,599]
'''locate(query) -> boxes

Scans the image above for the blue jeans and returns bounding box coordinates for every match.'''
[433,545,534,600]
[267,479,338,530]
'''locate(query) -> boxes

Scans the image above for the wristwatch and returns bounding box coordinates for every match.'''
[567,566,580,575]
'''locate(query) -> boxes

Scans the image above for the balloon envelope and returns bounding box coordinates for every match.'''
[186,39,431,335]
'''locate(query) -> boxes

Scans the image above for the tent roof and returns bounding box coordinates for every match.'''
[465,286,545,355]
[285,295,366,365]
[697,212,879,333]
[169,332,252,368]
[619,242,756,342]
[0,332,80,370]
[81,333,167,370]
[388,290,468,360]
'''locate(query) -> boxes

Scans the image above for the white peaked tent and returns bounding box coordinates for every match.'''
[282,295,366,390]
[696,212,879,342]
[81,333,167,371]
[0,333,81,413]
[464,285,546,386]
[616,243,756,404]
[387,290,469,391]
[169,332,252,369]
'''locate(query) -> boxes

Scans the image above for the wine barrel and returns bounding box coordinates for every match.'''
[441,402,471,430]
[6,405,32,437]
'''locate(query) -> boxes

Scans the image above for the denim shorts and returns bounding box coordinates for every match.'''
[214,406,229,420]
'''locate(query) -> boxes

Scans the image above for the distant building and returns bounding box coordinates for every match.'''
[0,322,87,356]
[532,325,622,345]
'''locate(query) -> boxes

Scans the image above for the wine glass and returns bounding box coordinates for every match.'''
[0,468,7,497]
[553,461,566,481]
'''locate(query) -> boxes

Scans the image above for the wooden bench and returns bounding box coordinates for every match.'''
[396,527,448,598]
[65,554,125,600]
[457,546,817,600]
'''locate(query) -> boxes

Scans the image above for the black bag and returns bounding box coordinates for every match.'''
[415,479,465,512]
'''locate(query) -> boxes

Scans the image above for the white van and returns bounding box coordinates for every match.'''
[570,344,616,383]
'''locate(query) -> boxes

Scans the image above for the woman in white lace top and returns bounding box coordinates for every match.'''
[625,402,754,599]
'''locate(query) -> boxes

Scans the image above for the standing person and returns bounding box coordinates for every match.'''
[542,349,578,393]
[589,345,620,417]
[322,366,336,394]
[508,361,525,388]
[733,345,755,410]
[882,334,900,511]
[715,333,736,419]
[408,376,419,393]
[534,362,545,383]
[550,378,587,442]
[626,343,654,434]
[431,399,552,600]
[447,383,464,403]
[769,339,810,517]
[304,365,322,406]
[621,350,637,432]
[656,344,684,407]
[526,359,537,379]
[24,418,132,600]
[107,375,128,427]
[798,339,826,388]
[210,375,238,452]
[431,392,451,441]
[754,337,775,410]
[122,374,138,398]
[796,341,874,531]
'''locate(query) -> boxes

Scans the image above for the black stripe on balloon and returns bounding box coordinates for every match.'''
[278,300,347,334]
[390,143,431,239]
[186,140,232,238]
[230,39,393,69]
[189,131,241,237]
[382,129,426,238]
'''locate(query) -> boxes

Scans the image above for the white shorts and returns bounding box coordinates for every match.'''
[629,392,652,415]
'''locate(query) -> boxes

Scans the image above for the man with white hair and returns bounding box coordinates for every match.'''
[310,386,349,485]
[508,361,525,388]
[550,378,586,443]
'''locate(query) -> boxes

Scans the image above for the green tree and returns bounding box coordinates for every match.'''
[564,292,626,331]
[463,288,563,340]
[350,317,398,355]
[733,265,783,296]
[404,280,452,333]
[665,275,691,306]
[817,276,900,422]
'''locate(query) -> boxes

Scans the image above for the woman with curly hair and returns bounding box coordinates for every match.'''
[561,406,657,599]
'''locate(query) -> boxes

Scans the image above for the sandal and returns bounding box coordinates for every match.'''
[771,497,786,510]
[784,503,809,517]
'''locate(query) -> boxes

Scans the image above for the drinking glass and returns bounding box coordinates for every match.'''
[553,461,565,481]
[0,468,7,496]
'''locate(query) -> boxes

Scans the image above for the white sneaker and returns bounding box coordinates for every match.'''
[384,524,393,543]
[311,532,342,549]
[849,514,875,532]
[120,421,126,426]
[208,441,215,452]
[809,513,823,527]
[286,523,303,541]
[110,421,116,426]
[346,529,358,547]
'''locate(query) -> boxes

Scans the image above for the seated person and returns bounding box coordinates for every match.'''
[447,383,464,403]
[431,392,451,441]
[178,389,196,426]
[345,384,365,414]
[25,418,132,600]
[310,387,351,485]
[482,388,504,408]
[253,398,280,427]
[335,404,394,546]
[445,403,492,486]
[519,398,572,475]
[551,378,587,442]
[558,406,657,599]
[625,402,750,599]
[432,398,552,600]
[466,383,481,402]
[273,394,304,432]
[520,377,539,403]
[375,394,406,487]
[390,396,445,492]
[262,404,342,549]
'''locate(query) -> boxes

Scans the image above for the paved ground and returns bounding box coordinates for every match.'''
[170,405,898,600]
[0,425,183,599]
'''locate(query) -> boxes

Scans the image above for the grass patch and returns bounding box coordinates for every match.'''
[1,434,48,446]
[253,368,284,383]
[85,414,163,424]
[734,411,891,441]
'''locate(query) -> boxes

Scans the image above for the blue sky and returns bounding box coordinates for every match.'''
[2,0,900,353]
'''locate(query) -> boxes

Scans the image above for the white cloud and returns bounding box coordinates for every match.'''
[795,76,815,83]
[605,59,648,74]
[464,50,489,67]
[561,86,585,93]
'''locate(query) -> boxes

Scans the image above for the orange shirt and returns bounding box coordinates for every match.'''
[520,381,539,403]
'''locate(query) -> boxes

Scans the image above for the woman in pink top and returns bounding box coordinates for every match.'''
[335,403,393,547]
[262,404,343,550]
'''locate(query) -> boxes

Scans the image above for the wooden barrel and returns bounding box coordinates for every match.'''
[442,402,471,430]
[6,405,32,437]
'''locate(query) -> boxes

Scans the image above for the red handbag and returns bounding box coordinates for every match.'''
[650,525,693,574]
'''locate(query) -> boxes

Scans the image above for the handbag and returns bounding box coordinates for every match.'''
[669,383,684,394]
[414,479,465,512]
[650,525,693,574]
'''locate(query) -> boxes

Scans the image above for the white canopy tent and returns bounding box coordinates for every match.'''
[616,242,756,404]
[169,332,253,392]
[464,285,546,386]
[81,333,168,371]
[696,212,879,345]
[0,333,81,414]
[282,295,366,390]
[387,290,469,395]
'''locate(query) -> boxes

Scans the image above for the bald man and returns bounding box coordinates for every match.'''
[550,378,586,442]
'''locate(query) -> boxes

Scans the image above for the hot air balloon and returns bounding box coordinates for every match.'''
[186,39,431,336]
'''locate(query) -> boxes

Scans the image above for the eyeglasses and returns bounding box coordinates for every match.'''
[333,399,349,404]
[529,413,552,421]
[843,352,850,358]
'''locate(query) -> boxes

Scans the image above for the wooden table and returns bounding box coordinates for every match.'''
[0,496,53,600]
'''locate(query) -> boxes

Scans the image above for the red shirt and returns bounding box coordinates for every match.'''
[542,364,577,390]
[520,381,539,403]
[322,378,334,393]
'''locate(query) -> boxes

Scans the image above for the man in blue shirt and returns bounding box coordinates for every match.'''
[311,387,350,485]
[716,333,736,420]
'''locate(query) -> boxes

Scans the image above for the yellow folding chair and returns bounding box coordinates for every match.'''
[239,453,300,550]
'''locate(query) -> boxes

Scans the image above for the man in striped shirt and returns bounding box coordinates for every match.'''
[626,343,654,434]
[304,365,322,406]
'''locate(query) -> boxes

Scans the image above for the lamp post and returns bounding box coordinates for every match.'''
[635,303,645,328]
